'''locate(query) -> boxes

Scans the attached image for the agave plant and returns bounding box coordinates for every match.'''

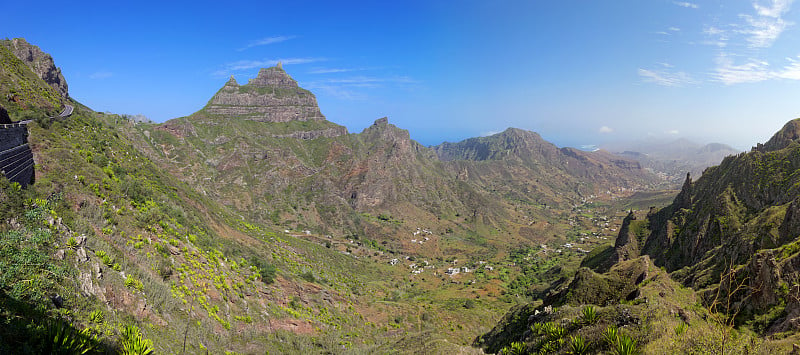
[568,335,591,355]
[89,310,104,324]
[120,324,154,355]
[580,305,599,325]
[543,321,567,340]
[613,333,639,355]
[530,322,544,336]
[674,321,688,336]
[39,318,98,354]
[66,236,79,249]
[602,326,619,347]
[504,341,527,355]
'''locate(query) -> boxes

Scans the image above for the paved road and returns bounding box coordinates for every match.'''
[59,104,73,117]
[18,103,73,125]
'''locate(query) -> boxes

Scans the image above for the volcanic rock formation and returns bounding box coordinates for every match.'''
[205,66,326,122]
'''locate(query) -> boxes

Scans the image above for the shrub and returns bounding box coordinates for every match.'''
[124,274,144,291]
[66,236,79,249]
[300,271,316,283]
[464,299,476,309]
[156,259,173,280]
[249,257,277,284]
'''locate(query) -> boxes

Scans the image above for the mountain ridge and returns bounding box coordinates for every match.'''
[131,67,658,243]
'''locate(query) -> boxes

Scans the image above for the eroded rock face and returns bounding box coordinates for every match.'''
[271,127,348,140]
[6,38,69,99]
[205,67,325,122]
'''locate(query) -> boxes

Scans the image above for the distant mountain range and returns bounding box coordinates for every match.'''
[602,138,742,184]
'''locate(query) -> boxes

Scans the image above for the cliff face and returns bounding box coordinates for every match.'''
[624,117,800,332]
[204,66,325,122]
[4,38,69,99]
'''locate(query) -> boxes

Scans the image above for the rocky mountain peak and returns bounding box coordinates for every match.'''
[225,75,239,87]
[760,118,800,152]
[203,65,326,123]
[4,38,69,99]
[247,66,298,88]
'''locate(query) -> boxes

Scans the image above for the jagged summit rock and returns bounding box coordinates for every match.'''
[247,66,298,88]
[760,118,800,152]
[204,65,325,123]
[3,38,69,99]
[225,75,238,87]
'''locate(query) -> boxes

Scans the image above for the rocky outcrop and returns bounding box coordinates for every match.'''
[674,172,693,210]
[612,211,642,263]
[205,67,325,122]
[271,126,348,140]
[4,38,69,99]
[761,118,800,152]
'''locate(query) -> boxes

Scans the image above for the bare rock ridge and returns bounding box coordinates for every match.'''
[204,65,326,123]
[4,38,69,99]
[760,118,800,152]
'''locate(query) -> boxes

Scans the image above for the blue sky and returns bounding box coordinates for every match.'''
[4,0,800,149]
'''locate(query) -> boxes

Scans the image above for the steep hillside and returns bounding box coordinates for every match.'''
[0,38,65,119]
[637,118,800,332]
[480,118,800,354]
[0,41,511,354]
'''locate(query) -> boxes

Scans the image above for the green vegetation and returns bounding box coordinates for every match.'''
[8,39,800,354]
[119,325,154,355]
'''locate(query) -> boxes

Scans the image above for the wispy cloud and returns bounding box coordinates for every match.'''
[308,66,384,75]
[712,55,771,84]
[738,0,794,48]
[712,54,800,84]
[599,126,614,134]
[481,130,501,137]
[213,57,325,77]
[308,68,357,74]
[238,36,296,51]
[666,129,680,135]
[88,71,113,79]
[656,26,682,36]
[304,75,420,100]
[638,67,696,86]
[673,1,699,9]
[776,56,800,79]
